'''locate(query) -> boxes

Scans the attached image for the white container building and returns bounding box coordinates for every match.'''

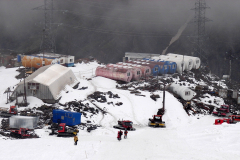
[168,83,196,101]
[167,53,201,69]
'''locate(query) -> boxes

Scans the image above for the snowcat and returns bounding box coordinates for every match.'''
[113,120,136,131]
[228,115,240,123]
[214,118,233,125]
[148,115,166,128]
[212,105,230,117]
[0,106,18,117]
[10,128,31,138]
[57,123,79,137]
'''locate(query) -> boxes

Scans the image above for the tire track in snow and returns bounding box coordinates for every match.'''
[112,89,143,126]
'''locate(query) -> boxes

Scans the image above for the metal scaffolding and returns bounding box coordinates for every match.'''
[34,0,56,53]
[191,0,211,60]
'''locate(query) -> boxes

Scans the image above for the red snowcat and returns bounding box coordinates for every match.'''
[212,105,230,117]
[10,128,31,138]
[113,120,136,131]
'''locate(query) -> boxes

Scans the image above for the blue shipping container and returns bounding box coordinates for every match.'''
[52,109,81,126]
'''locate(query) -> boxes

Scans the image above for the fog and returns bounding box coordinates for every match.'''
[0,0,239,57]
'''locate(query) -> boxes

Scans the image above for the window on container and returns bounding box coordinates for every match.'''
[164,65,167,69]
[185,91,190,96]
[61,116,64,120]
[137,71,140,75]
[189,61,192,65]
[60,59,63,63]
[172,64,176,69]
[196,60,199,64]
[70,59,73,62]
[127,72,130,76]
[155,67,158,72]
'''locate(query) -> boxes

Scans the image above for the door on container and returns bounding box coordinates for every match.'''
[68,113,73,125]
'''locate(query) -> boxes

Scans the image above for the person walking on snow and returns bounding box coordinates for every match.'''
[117,130,123,141]
[74,135,78,145]
[124,129,128,139]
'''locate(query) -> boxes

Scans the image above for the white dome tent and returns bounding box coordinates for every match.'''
[167,53,201,69]
[168,83,196,101]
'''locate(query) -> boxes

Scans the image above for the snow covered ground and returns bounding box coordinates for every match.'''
[0,63,240,160]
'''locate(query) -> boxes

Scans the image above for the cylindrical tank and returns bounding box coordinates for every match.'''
[95,66,132,82]
[143,58,177,74]
[140,60,168,75]
[116,62,151,77]
[106,64,142,81]
[126,60,160,76]
[166,54,193,71]
[21,55,53,68]
[168,83,196,101]
[159,55,185,74]
[167,53,201,69]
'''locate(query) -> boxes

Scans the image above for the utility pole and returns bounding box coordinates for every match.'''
[162,83,165,113]
[191,0,211,61]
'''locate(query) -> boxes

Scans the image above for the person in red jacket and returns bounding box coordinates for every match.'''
[124,129,128,139]
[117,130,123,141]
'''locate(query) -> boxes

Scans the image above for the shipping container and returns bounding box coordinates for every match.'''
[107,64,142,81]
[126,60,160,76]
[159,55,185,74]
[168,83,196,101]
[9,116,39,129]
[167,53,201,69]
[52,109,81,126]
[95,66,133,82]
[143,58,177,74]
[140,60,169,75]
[117,62,151,78]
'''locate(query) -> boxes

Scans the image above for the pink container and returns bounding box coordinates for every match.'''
[95,66,132,82]
[116,62,151,78]
[107,64,142,81]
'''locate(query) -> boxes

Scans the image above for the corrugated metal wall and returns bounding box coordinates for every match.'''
[11,82,54,101]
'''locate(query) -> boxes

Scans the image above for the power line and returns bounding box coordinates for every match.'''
[63,0,162,13]
[61,23,175,37]
[58,10,165,25]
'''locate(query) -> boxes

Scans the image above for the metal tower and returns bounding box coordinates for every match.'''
[34,0,55,53]
[191,0,211,60]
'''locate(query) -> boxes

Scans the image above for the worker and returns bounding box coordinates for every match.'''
[117,130,123,141]
[124,129,128,139]
[74,134,78,145]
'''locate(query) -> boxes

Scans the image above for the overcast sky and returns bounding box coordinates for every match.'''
[0,0,239,41]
